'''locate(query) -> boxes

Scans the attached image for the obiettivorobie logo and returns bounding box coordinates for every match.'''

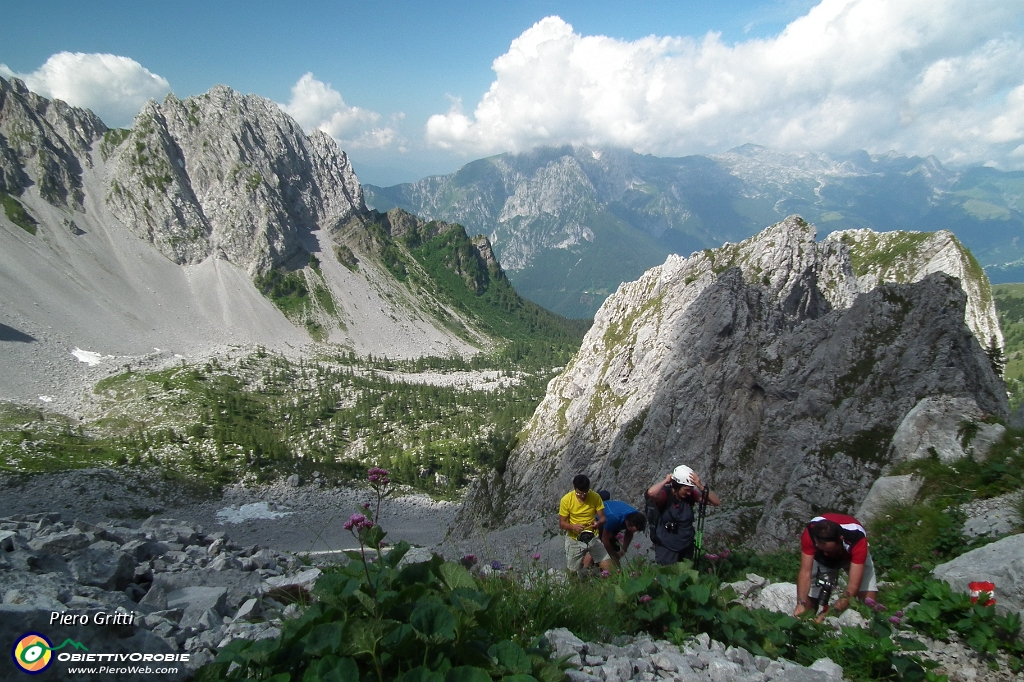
[11,632,88,674]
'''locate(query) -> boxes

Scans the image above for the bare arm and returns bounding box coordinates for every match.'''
[621,529,634,556]
[831,562,866,613]
[647,474,672,500]
[794,553,815,616]
[690,473,721,506]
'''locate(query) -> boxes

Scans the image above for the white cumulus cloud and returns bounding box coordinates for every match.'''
[280,73,401,150]
[425,0,1024,169]
[0,52,171,128]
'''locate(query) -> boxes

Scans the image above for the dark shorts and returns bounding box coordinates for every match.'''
[655,544,694,566]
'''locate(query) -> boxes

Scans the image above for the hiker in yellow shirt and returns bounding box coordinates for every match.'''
[558,474,611,574]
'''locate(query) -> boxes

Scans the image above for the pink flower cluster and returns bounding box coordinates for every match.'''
[639,594,653,603]
[531,553,541,561]
[344,513,375,531]
[368,467,390,484]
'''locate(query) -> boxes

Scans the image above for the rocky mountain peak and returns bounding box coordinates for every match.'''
[460,216,1007,550]
[104,84,364,274]
[0,75,107,211]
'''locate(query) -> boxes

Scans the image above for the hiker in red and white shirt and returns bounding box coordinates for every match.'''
[794,513,878,619]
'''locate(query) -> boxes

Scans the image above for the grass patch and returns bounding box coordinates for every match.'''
[1,191,37,234]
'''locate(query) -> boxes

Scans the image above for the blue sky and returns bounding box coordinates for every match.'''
[3,1,1023,186]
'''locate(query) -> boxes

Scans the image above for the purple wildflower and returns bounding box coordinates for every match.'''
[367,467,390,485]
[490,560,502,571]
[912,564,923,570]
[874,603,887,613]
[895,610,904,618]
[601,570,610,578]
[460,554,478,569]
[705,553,719,561]
[531,553,541,561]
[639,595,653,603]
[864,597,877,607]
[889,616,901,625]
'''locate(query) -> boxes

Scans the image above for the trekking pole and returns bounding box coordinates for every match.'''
[693,486,710,571]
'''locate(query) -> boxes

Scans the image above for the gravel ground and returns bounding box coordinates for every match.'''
[0,467,460,557]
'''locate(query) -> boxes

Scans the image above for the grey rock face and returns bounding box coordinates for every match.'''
[890,395,986,464]
[461,217,1007,550]
[106,85,364,273]
[0,76,107,210]
[857,475,924,524]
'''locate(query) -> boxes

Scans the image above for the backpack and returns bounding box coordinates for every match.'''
[643,488,664,545]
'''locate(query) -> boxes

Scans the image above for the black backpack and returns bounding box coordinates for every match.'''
[643,488,664,545]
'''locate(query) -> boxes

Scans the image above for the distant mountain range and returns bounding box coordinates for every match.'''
[366,145,1024,318]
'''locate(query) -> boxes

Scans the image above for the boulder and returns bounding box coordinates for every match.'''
[752,582,797,614]
[67,548,136,591]
[27,531,91,555]
[890,396,983,464]
[265,567,321,590]
[857,475,923,523]
[932,534,1024,618]
[967,422,1006,461]
[166,586,228,629]
[146,569,262,613]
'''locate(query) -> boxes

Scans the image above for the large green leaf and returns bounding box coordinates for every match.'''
[303,655,360,682]
[444,666,492,682]
[304,622,345,657]
[450,587,491,615]
[411,597,458,643]
[488,640,531,675]
[400,667,445,682]
[341,618,391,656]
[685,583,711,605]
[439,562,477,591]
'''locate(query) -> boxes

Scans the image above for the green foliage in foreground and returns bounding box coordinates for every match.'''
[1,191,37,234]
[200,511,1022,682]
[198,526,570,682]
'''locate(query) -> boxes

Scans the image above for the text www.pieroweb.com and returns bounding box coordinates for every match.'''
[66,665,178,675]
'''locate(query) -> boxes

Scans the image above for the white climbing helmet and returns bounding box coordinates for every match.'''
[671,465,695,486]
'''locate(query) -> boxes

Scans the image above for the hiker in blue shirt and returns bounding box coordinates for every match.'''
[599,498,647,567]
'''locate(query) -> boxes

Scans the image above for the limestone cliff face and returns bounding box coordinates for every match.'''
[105,86,364,273]
[0,76,107,210]
[827,229,1002,350]
[461,217,1007,550]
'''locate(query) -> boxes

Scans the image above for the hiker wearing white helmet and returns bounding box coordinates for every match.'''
[645,465,721,565]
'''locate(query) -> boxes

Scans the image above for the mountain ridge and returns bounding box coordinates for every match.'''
[366,145,1024,318]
